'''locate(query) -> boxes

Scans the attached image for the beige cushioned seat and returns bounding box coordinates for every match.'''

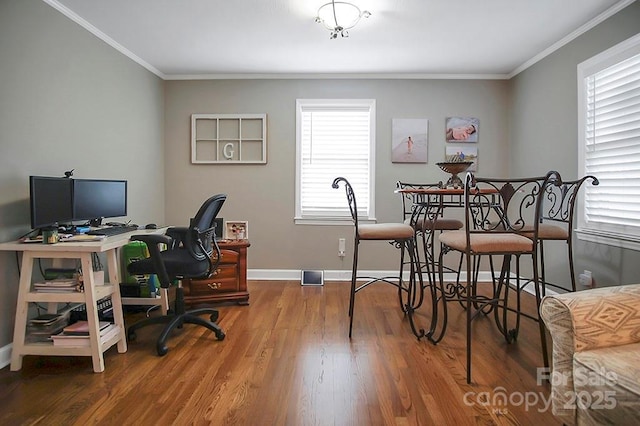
[404,217,463,232]
[358,223,414,240]
[516,223,569,240]
[438,229,534,253]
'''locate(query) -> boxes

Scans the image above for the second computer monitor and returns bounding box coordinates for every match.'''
[73,179,127,225]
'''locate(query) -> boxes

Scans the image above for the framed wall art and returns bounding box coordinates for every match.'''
[446,117,479,143]
[446,146,478,172]
[191,114,267,164]
[391,118,428,163]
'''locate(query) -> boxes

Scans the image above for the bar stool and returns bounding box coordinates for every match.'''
[537,175,599,293]
[437,171,558,383]
[332,177,420,338]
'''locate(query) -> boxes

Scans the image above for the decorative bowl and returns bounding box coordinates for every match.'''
[436,161,474,188]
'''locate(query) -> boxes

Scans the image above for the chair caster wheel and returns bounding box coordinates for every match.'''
[157,344,168,356]
[210,312,219,322]
[215,331,226,341]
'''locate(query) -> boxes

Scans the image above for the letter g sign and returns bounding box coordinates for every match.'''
[223,143,235,160]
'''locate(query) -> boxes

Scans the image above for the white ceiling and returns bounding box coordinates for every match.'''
[48,0,632,79]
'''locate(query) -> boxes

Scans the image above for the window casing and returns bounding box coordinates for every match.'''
[295,99,376,224]
[577,33,640,250]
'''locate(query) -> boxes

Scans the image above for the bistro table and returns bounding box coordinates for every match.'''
[395,186,499,342]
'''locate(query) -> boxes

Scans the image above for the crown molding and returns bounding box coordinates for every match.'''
[42,0,166,79]
[165,73,510,81]
[509,0,637,78]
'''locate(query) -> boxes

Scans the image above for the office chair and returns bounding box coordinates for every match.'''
[126,194,227,356]
[332,177,422,338]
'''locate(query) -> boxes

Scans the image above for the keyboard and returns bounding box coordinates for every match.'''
[86,225,139,236]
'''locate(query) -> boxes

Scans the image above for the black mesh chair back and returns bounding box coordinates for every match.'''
[186,193,226,264]
[130,194,226,285]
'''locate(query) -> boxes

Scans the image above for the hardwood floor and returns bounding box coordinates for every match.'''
[0,281,562,425]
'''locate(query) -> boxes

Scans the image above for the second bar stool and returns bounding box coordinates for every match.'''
[332,177,419,338]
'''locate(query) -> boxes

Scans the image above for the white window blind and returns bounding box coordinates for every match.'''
[295,99,376,223]
[578,34,640,248]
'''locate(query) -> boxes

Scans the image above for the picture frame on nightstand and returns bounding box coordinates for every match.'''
[224,220,248,240]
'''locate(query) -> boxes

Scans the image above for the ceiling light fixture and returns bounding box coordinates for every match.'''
[315,1,371,39]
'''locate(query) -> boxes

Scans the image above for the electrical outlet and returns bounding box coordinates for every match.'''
[338,238,346,257]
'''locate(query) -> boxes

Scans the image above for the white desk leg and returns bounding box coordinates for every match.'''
[80,253,105,373]
[106,249,127,353]
[11,252,35,371]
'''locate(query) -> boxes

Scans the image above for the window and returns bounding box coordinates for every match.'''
[577,33,640,249]
[295,99,376,224]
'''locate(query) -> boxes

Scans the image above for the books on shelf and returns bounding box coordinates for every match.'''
[33,279,82,293]
[28,313,64,325]
[52,323,119,347]
[25,313,70,343]
[61,320,111,336]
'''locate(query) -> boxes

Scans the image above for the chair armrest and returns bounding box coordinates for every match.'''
[541,284,640,352]
[540,284,640,419]
[129,233,173,286]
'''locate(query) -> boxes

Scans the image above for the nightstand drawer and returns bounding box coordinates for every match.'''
[209,264,237,279]
[213,249,238,264]
[188,277,238,295]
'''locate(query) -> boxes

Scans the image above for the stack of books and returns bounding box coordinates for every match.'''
[25,313,68,343]
[51,320,119,346]
[33,279,82,293]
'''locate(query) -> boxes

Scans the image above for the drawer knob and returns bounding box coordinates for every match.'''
[207,283,221,290]
[212,268,222,276]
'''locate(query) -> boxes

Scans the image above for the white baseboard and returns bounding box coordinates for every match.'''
[246,269,557,297]
[248,269,494,283]
[0,343,11,370]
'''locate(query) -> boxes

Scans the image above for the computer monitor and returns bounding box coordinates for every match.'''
[29,176,74,230]
[73,179,127,226]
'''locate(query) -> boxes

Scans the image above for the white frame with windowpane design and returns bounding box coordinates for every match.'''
[295,99,376,225]
[577,33,640,250]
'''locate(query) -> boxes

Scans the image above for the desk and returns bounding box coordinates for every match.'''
[0,229,161,372]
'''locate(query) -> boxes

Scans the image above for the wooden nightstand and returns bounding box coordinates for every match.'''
[181,239,250,306]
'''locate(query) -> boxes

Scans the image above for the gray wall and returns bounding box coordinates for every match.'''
[164,79,510,272]
[0,0,165,347]
[509,1,640,287]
